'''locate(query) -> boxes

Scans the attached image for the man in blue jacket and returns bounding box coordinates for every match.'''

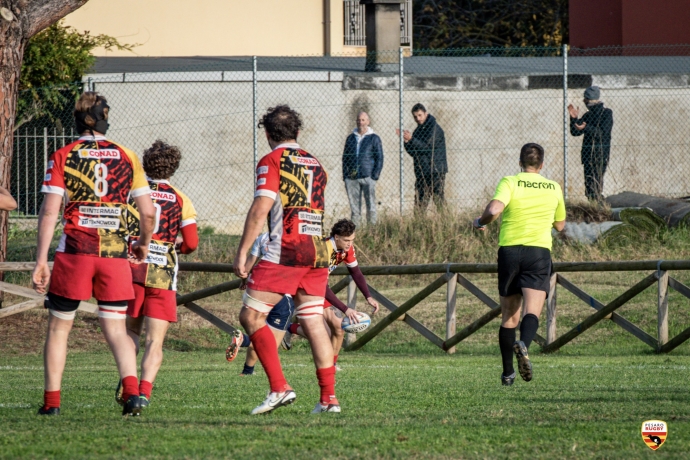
[342,112,384,225]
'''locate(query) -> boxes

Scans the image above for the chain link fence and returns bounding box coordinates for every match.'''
[10,45,690,232]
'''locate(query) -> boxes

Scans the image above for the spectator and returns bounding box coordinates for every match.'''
[400,103,447,213]
[568,86,614,202]
[0,186,17,211]
[342,112,383,226]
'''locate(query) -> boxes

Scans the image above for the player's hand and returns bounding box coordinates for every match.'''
[233,253,248,280]
[239,278,248,291]
[366,297,379,315]
[131,240,149,263]
[575,121,587,131]
[345,308,359,324]
[174,235,184,250]
[567,103,579,119]
[32,261,51,294]
[473,217,486,231]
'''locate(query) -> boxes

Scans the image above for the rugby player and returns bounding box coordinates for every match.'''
[226,232,295,376]
[283,219,379,367]
[121,140,198,408]
[33,92,156,416]
[233,105,339,414]
[473,143,565,385]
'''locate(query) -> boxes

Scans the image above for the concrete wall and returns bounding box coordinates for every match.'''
[93,76,690,233]
[63,0,363,57]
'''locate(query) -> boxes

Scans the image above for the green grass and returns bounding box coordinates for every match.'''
[0,350,688,459]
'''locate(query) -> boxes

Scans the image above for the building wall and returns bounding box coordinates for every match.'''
[63,0,363,57]
[89,76,690,232]
[570,0,690,49]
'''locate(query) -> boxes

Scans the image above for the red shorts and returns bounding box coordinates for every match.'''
[127,283,178,323]
[49,252,134,301]
[247,260,328,297]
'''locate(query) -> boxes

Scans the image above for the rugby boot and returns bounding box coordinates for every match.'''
[122,395,142,417]
[501,372,516,386]
[37,406,60,415]
[281,330,293,351]
[513,340,533,382]
[139,395,150,408]
[225,330,243,362]
[250,389,296,415]
[311,401,341,414]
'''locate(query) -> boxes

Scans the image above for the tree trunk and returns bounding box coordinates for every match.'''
[0,0,89,306]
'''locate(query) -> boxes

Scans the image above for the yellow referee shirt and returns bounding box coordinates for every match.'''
[492,172,566,250]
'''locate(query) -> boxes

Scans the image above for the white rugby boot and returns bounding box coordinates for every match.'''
[250,389,296,415]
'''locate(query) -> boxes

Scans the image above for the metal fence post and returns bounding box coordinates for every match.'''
[562,44,568,200]
[252,56,258,183]
[398,47,404,214]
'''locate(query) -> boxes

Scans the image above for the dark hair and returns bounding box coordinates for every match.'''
[142,140,182,179]
[330,219,356,237]
[258,105,303,142]
[520,143,545,169]
[411,103,426,114]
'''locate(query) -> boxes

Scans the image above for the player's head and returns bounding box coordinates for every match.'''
[258,105,302,144]
[75,92,110,135]
[142,140,182,180]
[411,103,427,125]
[519,143,544,171]
[330,219,356,251]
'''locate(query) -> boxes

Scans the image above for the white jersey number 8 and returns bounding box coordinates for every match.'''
[93,163,108,198]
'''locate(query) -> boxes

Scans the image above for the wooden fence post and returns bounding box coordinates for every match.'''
[446,274,458,354]
[546,273,557,345]
[658,270,669,348]
[344,279,357,347]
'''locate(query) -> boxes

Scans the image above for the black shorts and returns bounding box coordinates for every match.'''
[497,246,552,297]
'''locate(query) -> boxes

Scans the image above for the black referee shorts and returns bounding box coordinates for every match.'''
[497,246,552,297]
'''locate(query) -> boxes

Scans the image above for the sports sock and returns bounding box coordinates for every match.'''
[121,375,139,402]
[250,326,288,392]
[288,323,299,335]
[499,326,516,376]
[520,314,539,349]
[44,390,60,409]
[241,333,251,348]
[242,363,255,375]
[316,366,336,405]
[333,354,339,365]
[139,380,153,399]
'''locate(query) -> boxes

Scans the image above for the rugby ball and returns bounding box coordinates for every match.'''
[341,312,371,333]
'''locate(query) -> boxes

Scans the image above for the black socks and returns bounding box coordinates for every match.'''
[498,326,516,376]
[520,314,539,349]
[242,363,254,375]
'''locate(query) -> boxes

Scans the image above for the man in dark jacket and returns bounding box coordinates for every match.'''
[568,86,614,202]
[342,112,384,225]
[401,103,447,212]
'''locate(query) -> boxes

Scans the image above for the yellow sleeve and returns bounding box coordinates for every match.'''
[122,147,151,197]
[174,186,197,227]
[492,177,513,206]
[554,186,566,222]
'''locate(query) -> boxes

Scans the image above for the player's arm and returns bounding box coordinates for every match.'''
[474,200,505,229]
[552,189,567,232]
[347,265,379,314]
[32,193,63,294]
[178,223,199,254]
[325,286,360,324]
[131,194,156,261]
[233,196,273,279]
[0,186,17,211]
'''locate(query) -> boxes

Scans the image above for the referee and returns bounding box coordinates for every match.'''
[473,143,565,385]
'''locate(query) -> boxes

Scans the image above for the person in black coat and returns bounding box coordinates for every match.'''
[342,112,384,225]
[568,86,614,202]
[400,103,447,212]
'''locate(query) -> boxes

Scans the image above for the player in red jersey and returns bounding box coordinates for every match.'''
[283,219,379,368]
[233,105,339,414]
[32,93,156,416]
[119,140,198,408]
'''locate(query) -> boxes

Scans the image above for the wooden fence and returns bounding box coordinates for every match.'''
[1,260,690,354]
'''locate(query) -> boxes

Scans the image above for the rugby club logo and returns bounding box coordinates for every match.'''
[641,420,667,450]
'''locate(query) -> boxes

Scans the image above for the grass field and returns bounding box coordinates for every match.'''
[0,350,688,459]
[3,212,690,458]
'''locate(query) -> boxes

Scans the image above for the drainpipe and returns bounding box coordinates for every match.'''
[324,0,331,56]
